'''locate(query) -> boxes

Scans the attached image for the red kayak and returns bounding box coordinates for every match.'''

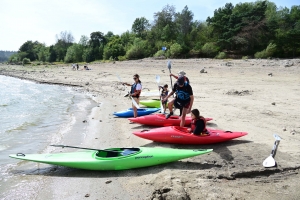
[128,114,213,127]
[133,126,248,144]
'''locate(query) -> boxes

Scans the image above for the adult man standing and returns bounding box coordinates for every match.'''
[163,76,194,127]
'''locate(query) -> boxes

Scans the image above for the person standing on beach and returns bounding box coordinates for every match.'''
[122,74,142,118]
[159,84,169,114]
[169,70,190,116]
[170,70,190,84]
[163,76,194,127]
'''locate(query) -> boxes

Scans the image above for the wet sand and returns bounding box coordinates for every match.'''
[1,58,300,199]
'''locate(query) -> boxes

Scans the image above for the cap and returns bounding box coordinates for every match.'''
[178,70,186,77]
[177,76,185,85]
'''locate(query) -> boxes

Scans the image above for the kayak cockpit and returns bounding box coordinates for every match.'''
[95,148,140,158]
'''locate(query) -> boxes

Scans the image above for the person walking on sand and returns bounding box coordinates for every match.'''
[163,76,194,127]
[187,109,209,136]
[122,74,142,118]
[159,84,169,114]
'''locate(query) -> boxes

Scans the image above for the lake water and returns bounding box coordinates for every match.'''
[0,75,97,195]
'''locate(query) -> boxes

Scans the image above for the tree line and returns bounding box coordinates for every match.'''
[8,1,300,64]
[0,51,17,62]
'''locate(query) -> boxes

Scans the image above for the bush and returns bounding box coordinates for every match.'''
[242,56,249,60]
[266,43,277,57]
[154,50,165,57]
[254,50,267,58]
[118,56,127,61]
[170,43,182,58]
[215,52,227,59]
[254,43,277,59]
[22,58,31,65]
[202,42,219,57]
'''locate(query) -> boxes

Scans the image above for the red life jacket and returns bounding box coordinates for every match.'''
[191,117,208,134]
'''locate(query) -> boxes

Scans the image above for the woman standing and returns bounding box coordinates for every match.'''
[122,74,142,118]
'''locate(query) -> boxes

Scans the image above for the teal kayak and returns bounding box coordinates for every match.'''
[140,99,167,108]
[9,147,212,170]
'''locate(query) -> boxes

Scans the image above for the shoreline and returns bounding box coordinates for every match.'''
[1,59,300,199]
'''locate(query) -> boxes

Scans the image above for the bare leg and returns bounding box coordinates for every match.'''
[180,107,188,127]
[132,97,139,118]
[168,98,175,113]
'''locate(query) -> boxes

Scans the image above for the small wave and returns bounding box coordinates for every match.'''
[5,122,37,133]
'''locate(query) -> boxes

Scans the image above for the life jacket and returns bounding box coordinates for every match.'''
[191,117,208,135]
[176,84,191,101]
[131,83,142,98]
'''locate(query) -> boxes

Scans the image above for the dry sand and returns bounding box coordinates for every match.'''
[1,58,300,200]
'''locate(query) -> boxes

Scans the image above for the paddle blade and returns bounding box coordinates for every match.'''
[131,98,140,109]
[167,60,171,70]
[116,74,122,82]
[274,134,281,141]
[263,155,276,168]
[156,75,160,84]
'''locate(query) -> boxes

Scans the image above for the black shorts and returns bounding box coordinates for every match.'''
[174,99,190,109]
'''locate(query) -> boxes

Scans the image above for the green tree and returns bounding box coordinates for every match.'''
[64,43,84,63]
[152,5,177,41]
[132,17,150,39]
[103,36,125,60]
[89,31,106,60]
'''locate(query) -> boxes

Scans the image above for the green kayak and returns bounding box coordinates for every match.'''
[140,99,168,108]
[9,147,212,170]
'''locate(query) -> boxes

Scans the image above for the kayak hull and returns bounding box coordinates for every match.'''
[9,147,212,170]
[140,99,167,108]
[133,126,248,144]
[113,108,159,118]
[128,114,213,127]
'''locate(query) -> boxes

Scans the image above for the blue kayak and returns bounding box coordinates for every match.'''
[113,108,160,118]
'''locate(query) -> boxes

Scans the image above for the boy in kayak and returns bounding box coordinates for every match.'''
[159,84,169,113]
[122,74,142,118]
[163,76,194,127]
[188,109,209,136]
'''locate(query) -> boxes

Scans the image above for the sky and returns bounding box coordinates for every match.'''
[0,0,298,51]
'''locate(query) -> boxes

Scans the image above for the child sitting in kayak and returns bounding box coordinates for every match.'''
[159,84,169,113]
[188,109,209,136]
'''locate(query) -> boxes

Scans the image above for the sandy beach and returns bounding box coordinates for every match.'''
[1,58,300,200]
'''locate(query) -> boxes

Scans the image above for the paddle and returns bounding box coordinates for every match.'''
[167,60,173,89]
[116,74,140,109]
[51,144,120,153]
[263,134,281,168]
[156,75,164,113]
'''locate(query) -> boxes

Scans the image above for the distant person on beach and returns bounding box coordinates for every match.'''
[159,84,169,113]
[187,109,209,136]
[83,65,91,70]
[76,63,79,70]
[72,63,76,70]
[122,74,142,118]
[163,76,194,127]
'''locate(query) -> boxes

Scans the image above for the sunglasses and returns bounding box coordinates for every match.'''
[133,77,137,80]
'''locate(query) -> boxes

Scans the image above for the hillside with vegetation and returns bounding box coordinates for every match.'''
[7,1,300,64]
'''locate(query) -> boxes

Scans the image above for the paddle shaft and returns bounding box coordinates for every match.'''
[51,145,119,153]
